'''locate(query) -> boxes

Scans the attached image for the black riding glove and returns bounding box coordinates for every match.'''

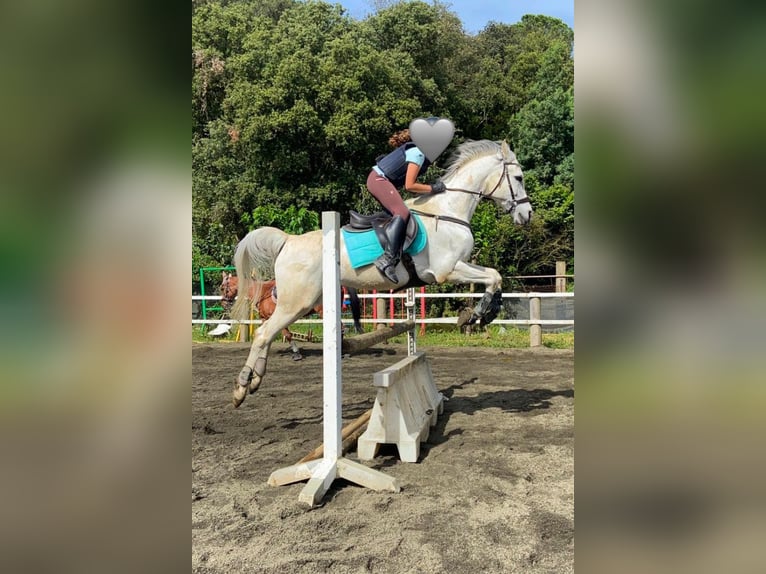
[431,181,446,194]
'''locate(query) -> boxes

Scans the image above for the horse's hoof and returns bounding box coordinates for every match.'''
[237,366,253,387]
[291,353,303,361]
[456,307,473,328]
[234,367,253,407]
[232,384,248,408]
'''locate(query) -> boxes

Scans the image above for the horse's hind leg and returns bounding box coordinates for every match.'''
[233,306,311,407]
[233,327,272,408]
[283,328,302,361]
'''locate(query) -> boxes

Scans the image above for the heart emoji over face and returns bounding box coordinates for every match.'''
[409,117,455,162]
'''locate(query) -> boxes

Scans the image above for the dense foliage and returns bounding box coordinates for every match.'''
[192,0,573,290]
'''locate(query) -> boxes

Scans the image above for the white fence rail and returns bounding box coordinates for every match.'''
[192,292,573,345]
[191,293,574,300]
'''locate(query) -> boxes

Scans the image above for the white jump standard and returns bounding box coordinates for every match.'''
[267,212,399,507]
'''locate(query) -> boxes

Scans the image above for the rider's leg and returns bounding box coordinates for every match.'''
[365,171,410,283]
[374,216,407,283]
[365,171,410,221]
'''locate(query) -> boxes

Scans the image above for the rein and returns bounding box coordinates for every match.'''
[412,160,530,230]
[254,289,273,307]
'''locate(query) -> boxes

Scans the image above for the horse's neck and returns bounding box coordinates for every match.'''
[409,155,497,223]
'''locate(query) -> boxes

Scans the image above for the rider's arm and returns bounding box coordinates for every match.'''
[404,163,433,194]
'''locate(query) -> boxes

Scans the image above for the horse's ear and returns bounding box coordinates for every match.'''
[501,140,512,160]
[222,271,227,280]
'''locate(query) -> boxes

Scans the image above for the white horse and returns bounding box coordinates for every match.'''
[231,140,533,407]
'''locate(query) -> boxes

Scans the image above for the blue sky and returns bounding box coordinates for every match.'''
[334,0,574,33]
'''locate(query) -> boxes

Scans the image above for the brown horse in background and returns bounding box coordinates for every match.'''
[219,272,362,360]
[220,272,313,360]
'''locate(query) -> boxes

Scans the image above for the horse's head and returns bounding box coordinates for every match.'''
[219,272,239,311]
[435,140,534,226]
[491,141,533,225]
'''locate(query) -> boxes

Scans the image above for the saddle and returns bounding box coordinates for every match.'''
[345,210,419,253]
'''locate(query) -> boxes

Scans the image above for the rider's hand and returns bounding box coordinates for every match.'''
[431,181,446,194]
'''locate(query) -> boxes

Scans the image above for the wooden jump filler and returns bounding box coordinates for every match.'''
[357,352,444,463]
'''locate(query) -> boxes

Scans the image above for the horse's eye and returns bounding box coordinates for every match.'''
[515,175,523,182]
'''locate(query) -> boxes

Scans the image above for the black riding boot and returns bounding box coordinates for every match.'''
[374,215,407,283]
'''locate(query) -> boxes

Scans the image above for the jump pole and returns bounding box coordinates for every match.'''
[267,212,399,507]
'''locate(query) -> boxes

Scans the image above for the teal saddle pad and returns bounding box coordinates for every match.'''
[341,213,427,269]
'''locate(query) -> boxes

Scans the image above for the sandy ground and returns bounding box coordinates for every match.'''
[192,341,574,573]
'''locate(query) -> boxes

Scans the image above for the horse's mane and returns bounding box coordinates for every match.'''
[441,140,508,181]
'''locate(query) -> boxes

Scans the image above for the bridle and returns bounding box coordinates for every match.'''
[411,159,531,230]
[447,159,531,210]
[220,275,237,309]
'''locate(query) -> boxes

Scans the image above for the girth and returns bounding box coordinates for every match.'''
[409,209,471,231]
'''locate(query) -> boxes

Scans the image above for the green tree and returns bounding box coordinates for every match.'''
[448,15,573,140]
[191,1,574,283]
[508,87,574,185]
[241,205,319,234]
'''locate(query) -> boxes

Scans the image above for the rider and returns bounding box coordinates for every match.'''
[366,129,447,283]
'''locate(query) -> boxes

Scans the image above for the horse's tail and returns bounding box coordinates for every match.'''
[231,227,288,322]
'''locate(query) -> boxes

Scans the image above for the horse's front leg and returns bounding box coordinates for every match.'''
[445,260,504,326]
